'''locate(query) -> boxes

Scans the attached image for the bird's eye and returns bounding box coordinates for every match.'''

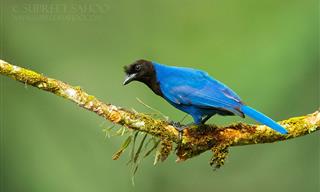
[135,65,141,71]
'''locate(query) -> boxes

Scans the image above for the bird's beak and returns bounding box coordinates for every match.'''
[123,73,137,85]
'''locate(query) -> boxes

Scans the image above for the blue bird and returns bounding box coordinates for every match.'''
[123,59,287,134]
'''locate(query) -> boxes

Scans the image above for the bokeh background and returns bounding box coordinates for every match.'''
[0,0,319,192]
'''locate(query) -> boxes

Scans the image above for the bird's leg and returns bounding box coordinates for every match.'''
[178,114,189,124]
[200,114,214,124]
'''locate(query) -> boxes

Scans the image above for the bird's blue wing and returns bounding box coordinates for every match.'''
[158,69,244,116]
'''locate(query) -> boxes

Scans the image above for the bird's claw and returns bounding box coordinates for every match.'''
[168,121,183,129]
[168,121,186,142]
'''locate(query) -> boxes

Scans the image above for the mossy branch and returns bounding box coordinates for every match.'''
[1,59,319,168]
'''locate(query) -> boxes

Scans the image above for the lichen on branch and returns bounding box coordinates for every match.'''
[0,59,319,168]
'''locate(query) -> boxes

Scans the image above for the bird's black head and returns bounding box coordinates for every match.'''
[123,59,163,96]
[123,59,154,85]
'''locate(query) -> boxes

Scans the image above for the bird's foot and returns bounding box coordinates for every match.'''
[168,121,200,151]
[168,121,185,142]
[168,121,196,141]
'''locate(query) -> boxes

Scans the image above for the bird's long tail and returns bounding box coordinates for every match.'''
[240,105,288,134]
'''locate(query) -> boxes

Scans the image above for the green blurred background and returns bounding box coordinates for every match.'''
[0,0,319,192]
